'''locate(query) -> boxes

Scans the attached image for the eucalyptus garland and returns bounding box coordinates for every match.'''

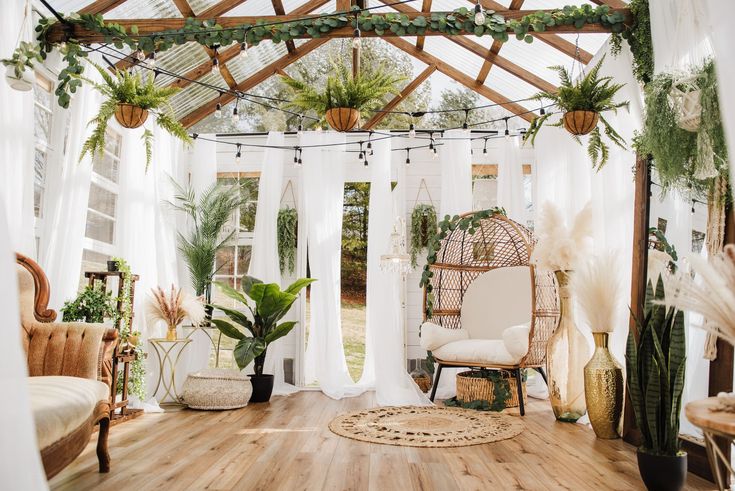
[409,204,437,268]
[419,207,506,318]
[112,257,147,401]
[277,207,298,275]
[11,5,629,108]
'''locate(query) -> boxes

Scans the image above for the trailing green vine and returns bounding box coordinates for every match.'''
[10,5,629,108]
[610,0,652,85]
[409,204,437,268]
[112,257,147,401]
[60,283,115,323]
[419,207,506,318]
[277,207,298,275]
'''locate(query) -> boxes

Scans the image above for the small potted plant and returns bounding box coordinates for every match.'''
[211,275,315,402]
[627,279,687,491]
[60,284,115,323]
[1,41,40,91]
[281,62,404,131]
[79,63,192,168]
[145,285,206,341]
[523,55,628,169]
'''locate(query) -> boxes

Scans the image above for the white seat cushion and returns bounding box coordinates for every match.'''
[432,339,522,366]
[28,376,109,449]
[419,322,470,352]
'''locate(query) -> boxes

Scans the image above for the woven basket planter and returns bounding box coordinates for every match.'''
[411,372,433,393]
[456,370,526,408]
[562,110,599,136]
[114,103,149,129]
[325,107,360,132]
[181,368,252,410]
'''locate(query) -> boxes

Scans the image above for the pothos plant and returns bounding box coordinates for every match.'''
[523,55,628,169]
[113,257,146,401]
[409,204,437,268]
[277,207,298,275]
[79,63,192,169]
[60,283,115,323]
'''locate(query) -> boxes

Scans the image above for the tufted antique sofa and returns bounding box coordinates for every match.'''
[16,253,118,479]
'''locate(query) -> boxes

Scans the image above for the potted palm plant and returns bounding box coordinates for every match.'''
[523,55,628,169]
[79,63,192,168]
[211,275,315,402]
[281,62,404,131]
[627,278,687,491]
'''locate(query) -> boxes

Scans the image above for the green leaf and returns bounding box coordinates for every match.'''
[233,337,266,370]
[284,277,317,295]
[242,275,263,296]
[264,320,297,344]
[211,305,253,333]
[214,280,248,305]
[211,318,245,341]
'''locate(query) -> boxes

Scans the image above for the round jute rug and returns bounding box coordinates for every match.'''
[328,406,524,448]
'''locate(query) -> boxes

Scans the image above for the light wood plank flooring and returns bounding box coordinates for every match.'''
[50,393,712,490]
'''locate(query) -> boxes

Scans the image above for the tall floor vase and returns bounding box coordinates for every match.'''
[547,270,590,422]
[584,332,624,438]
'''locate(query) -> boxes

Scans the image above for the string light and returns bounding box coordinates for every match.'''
[504,117,510,139]
[539,107,546,116]
[297,115,304,135]
[433,146,438,159]
[358,141,365,164]
[148,51,156,68]
[235,144,242,164]
[293,147,299,165]
[315,125,323,132]
[463,109,470,129]
[405,148,411,166]
[135,49,146,61]
[239,42,249,59]
[297,148,303,166]
[211,48,220,75]
[214,91,223,119]
[408,122,416,139]
[482,137,488,154]
[474,0,486,25]
[231,100,240,124]
[352,13,362,50]
[367,131,374,155]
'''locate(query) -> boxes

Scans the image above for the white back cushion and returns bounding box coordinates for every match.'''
[460,266,532,340]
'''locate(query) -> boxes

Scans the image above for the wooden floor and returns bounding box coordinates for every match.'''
[51,393,713,491]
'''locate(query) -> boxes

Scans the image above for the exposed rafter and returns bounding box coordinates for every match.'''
[180,38,329,128]
[79,0,127,15]
[271,0,297,53]
[199,0,250,19]
[476,0,522,84]
[362,65,437,130]
[379,0,556,94]
[384,37,534,122]
[170,0,195,17]
[416,0,432,50]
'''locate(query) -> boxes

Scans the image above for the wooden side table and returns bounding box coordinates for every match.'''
[685,397,735,490]
[149,338,192,409]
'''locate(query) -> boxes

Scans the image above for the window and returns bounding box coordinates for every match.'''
[33,73,54,220]
[211,172,259,307]
[471,164,534,228]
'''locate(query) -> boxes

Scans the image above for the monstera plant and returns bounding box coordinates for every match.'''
[211,275,315,402]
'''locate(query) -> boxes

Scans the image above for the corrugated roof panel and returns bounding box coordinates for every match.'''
[225,0,279,16]
[153,42,213,86]
[106,0,182,18]
[172,72,225,118]
[424,36,485,78]
[225,42,290,82]
[498,37,576,87]
[485,65,540,111]
[282,0,336,13]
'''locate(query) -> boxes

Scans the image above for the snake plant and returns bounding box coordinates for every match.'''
[626,278,686,456]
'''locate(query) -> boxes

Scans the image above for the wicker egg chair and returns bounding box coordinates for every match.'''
[422,211,559,415]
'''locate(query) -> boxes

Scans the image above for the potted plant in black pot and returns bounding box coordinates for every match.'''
[211,275,315,402]
[627,278,687,491]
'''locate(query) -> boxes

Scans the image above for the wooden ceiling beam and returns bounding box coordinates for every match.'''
[290,0,331,16]
[271,0,296,53]
[199,0,250,19]
[416,0,432,50]
[476,0,521,83]
[170,0,196,17]
[47,9,630,43]
[79,0,127,15]
[362,64,437,130]
[590,0,628,8]
[383,37,534,122]
[180,38,329,128]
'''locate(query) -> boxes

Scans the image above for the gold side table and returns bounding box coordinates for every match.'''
[149,338,192,410]
[685,397,735,490]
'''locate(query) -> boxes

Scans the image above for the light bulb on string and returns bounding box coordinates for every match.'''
[539,107,546,116]
[297,148,303,166]
[293,147,299,165]
[235,144,242,164]
[211,48,220,75]
[367,131,373,155]
[474,1,486,26]
[504,117,510,139]
[297,115,304,135]
[315,125,323,132]
[408,123,416,139]
[462,109,470,130]
[432,146,438,159]
[148,51,156,68]
[482,137,488,154]
[214,102,222,119]
[135,49,146,61]
[352,28,362,50]
[239,42,249,59]
[405,148,411,166]
[232,104,239,124]
[428,132,434,151]
[358,142,365,164]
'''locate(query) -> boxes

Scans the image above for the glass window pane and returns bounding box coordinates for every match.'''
[93,151,120,183]
[34,105,51,143]
[85,212,115,243]
[79,249,110,289]
[237,245,252,274]
[104,130,122,156]
[216,246,236,276]
[88,183,117,217]
[211,276,238,307]
[34,149,47,218]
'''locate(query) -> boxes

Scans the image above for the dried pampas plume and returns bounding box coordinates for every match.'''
[146,284,206,329]
[668,245,735,347]
[531,202,593,272]
[572,252,623,333]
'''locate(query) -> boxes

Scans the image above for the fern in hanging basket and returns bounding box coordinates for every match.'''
[409,204,437,268]
[277,207,298,275]
[523,55,628,170]
[79,63,192,169]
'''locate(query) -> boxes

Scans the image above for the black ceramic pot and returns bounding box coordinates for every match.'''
[249,374,274,403]
[636,449,687,491]
[107,260,119,272]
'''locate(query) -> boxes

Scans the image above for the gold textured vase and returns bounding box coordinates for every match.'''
[166,325,178,341]
[547,270,590,422]
[584,332,624,439]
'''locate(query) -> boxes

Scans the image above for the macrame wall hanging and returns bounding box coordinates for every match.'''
[703,175,727,360]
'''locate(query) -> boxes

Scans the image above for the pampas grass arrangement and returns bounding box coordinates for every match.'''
[668,245,735,347]
[532,202,594,272]
[146,285,206,339]
[572,252,623,332]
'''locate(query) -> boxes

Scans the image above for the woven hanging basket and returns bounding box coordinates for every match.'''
[668,74,702,132]
[325,107,360,132]
[456,370,527,408]
[114,103,149,129]
[562,110,599,136]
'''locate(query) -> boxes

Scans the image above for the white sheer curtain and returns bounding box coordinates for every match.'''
[248,132,297,396]
[360,138,431,406]
[439,129,473,217]
[302,131,365,399]
[0,199,48,489]
[434,128,473,399]
[649,0,712,75]
[38,74,101,311]
[497,135,526,222]
[0,0,35,256]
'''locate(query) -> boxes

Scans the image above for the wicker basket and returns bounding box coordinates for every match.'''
[181,368,252,410]
[456,370,527,408]
[114,103,149,129]
[411,371,433,393]
[562,110,599,135]
[325,107,360,132]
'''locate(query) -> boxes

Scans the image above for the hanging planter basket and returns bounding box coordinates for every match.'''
[114,103,149,129]
[562,110,599,135]
[668,74,702,132]
[325,107,360,132]
[4,65,34,92]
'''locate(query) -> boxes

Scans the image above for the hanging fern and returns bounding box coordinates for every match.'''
[409,204,437,268]
[277,207,298,275]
